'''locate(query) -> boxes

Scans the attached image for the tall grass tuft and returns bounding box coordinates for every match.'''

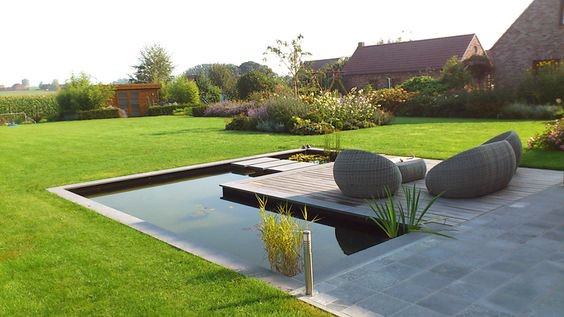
[257,196,315,277]
[369,185,450,238]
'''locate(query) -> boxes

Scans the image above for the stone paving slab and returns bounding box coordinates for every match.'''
[300,184,564,316]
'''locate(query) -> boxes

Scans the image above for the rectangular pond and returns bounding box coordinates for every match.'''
[87,171,388,279]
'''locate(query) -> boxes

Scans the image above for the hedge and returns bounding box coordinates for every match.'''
[147,104,192,116]
[191,106,207,117]
[0,95,60,122]
[77,108,120,120]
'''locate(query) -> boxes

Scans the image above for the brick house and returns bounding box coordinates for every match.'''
[342,34,487,89]
[489,0,564,89]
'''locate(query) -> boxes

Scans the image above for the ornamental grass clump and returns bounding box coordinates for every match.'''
[369,185,450,239]
[257,196,315,277]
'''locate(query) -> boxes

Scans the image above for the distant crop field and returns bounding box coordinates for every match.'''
[0,90,56,96]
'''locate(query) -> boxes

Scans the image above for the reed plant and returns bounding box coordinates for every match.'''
[257,196,316,277]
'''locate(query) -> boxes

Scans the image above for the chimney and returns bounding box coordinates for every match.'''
[357,42,365,48]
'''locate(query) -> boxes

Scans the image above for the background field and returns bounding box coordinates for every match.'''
[0,90,56,96]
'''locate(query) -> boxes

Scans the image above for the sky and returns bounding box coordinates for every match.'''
[0,0,534,86]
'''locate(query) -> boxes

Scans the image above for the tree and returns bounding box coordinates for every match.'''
[50,79,60,91]
[264,34,311,96]
[162,76,200,105]
[236,70,276,99]
[130,44,174,84]
[195,74,221,104]
[56,73,113,115]
[208,64,238,98]
[440,56,472,90]
[239,61,272,75]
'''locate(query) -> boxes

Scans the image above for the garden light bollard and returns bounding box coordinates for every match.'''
[303,230,313,296]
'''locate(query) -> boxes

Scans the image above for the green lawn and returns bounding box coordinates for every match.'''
[0,116,561,316]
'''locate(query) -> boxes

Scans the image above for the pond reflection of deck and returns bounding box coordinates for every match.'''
[221,158,563,227]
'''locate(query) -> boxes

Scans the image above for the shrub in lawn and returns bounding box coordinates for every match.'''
[162,76,200,105]
[190,106,208,117]
[56,73,113,116]
[289,116,334,135]
[260,95,309,131]
[500,103,563,120]
[528,119,563,151]
[0,95,60,122]
[203,100,257,117]
[370,87,415,113]
[77,107,120,120]
[225,114,258,131]
[237,70,276,100]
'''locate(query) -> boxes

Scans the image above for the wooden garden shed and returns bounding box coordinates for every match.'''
[109,83,160,117]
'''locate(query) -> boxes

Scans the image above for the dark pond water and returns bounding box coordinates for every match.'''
[89,172,385,275]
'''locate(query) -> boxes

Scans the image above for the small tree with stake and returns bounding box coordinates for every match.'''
[264,34,311,96]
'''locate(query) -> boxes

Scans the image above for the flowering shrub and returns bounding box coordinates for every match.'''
[290,117,334,135]
[203,100,257,117]
[369,88,415,113]
[528,119,564,151]
[222,90,393,135]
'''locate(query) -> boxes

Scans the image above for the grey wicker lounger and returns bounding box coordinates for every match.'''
[425,140,516,198]
[483,130,522,168]
[333,150,402,199]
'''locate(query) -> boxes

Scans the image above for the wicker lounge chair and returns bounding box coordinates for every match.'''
[425,140,516,198]
[483,130,522,168]
[333,150,402,199]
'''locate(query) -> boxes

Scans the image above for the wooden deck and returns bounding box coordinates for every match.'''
[222,158,563,226]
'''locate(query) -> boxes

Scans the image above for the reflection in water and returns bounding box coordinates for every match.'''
[89,172,387,273]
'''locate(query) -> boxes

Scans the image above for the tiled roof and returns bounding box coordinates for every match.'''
[342,34,476,75]
[305,58,342,71]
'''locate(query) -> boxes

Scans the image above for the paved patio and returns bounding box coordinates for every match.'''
[297,184,564,316]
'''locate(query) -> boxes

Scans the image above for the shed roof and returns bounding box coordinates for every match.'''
[343,34,477,75]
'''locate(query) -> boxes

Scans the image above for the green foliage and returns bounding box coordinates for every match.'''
[208,64,238,99]
[0,95,59,122]
[195,74,221,104]
[237,70,276,100]
[517,62,564,105]
[369,185,448,239]
[288,153,330,163]
[162,77,200,105]
[225,114,258,131]
[399,76,446,95]
[56,73,114,115]
[238,61,272,75]
[261,96,309,130]
[440,56,472,90]
[147,104,191,116]
[190,106,207,117]
[131,43,174,84]
[527,119,563,151]
[257,196,315,277]
[77,107,120,120]
[289,117,334,135]
[500,103,563,120]
[370,87,414,113]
